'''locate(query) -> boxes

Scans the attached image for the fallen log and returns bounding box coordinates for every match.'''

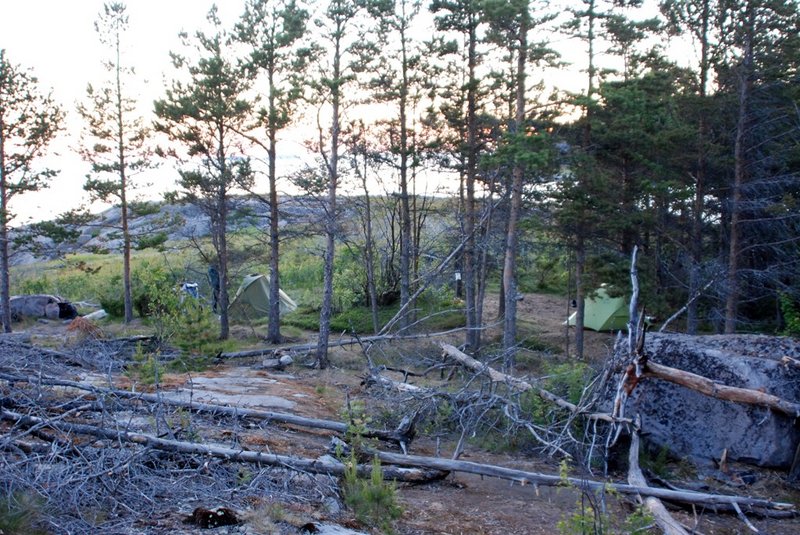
[641,361,800,418]
[0,372,413,445]
[219,331,472,360]
[628,423,690,535]
[372,450,794,514]
[439,343,626,424]
[0,408,445,484]
[1,406,792,515]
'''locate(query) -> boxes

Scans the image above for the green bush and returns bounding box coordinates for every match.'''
[517,361,590,435]
[342,454,402,533]
[98,274,126,318]
[126,344,164,385]
[780,294,800,337]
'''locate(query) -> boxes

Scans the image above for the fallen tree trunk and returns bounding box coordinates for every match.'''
[641,361,800,418]
[0,408,445,484]
[1,407,792,515]
[0,372,412,445]
[219,331,471,360]
[628,424,690,535]
[373,450,794,513]
[439,343,626,424]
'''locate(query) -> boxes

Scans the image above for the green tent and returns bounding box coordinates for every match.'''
[229,274,298,319]
[566,286,629,331]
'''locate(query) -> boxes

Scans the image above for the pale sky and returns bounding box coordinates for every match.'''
[1,0,677,224]
[0,0,252,223]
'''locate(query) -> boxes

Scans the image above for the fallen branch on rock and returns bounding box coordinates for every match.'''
[0,371,414,445]
[641,361,800,418]
[0,408,445,484]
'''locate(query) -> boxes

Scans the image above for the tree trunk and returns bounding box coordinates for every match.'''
[267,100,282,344]
[687,0,710,335]
[0,118,10,333]
[574,233,586,359]
[317,27,343,369]
[502,16,528,371]
[464,13,479,351]
[398,21,412,333]
[115,29,133,325]
[361,154,380,334]
[0,167,10,333]
[725,7,754,335]
[217,188,230,340]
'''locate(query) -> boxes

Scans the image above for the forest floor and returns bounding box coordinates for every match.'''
[4,292,800,534]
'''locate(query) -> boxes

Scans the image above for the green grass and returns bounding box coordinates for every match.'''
[12,231,466,338]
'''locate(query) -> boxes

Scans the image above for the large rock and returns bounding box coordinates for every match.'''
[626,333,800,468]
[10,294,78,321]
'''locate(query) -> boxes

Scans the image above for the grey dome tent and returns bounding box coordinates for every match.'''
[566,286,629,332]
[229,274,298,319]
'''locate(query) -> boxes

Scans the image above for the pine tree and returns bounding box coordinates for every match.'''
[0,50,63,332]
[362,0,422,332]
[78,2,155,324]
[430,0,484,351]
[236,0,310,343]
[718,0,800,333]
[310,0,363,368]
[660,0,722,333]
[154,7,254,340]
[483,0,556,368]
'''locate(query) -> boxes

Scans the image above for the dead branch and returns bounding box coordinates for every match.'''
[372,450,794,513]
[439,343,626,424]
[218,330,473,359]
[659,277,718,333]
[640,361,800,418]
[0,371,413,445]
[2,406,791,515]
[628,421,691,535]
[0,408,443,484]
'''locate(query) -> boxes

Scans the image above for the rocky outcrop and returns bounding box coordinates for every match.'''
[9,196,338,265]
[627,333,800,468]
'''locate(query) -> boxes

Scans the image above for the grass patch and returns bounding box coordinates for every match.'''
[0,491,47,535]
[519,335,562,354]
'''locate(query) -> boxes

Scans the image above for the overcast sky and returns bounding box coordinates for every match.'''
[1,0,671,224]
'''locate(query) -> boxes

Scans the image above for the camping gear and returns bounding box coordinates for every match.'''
[566,286,628,331]
[181,282,199,299]
[229,274,298,319]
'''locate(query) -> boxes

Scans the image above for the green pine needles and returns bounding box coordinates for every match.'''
[342,454,402,533]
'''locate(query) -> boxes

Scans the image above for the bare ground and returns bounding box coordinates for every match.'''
[3,295,800,534]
